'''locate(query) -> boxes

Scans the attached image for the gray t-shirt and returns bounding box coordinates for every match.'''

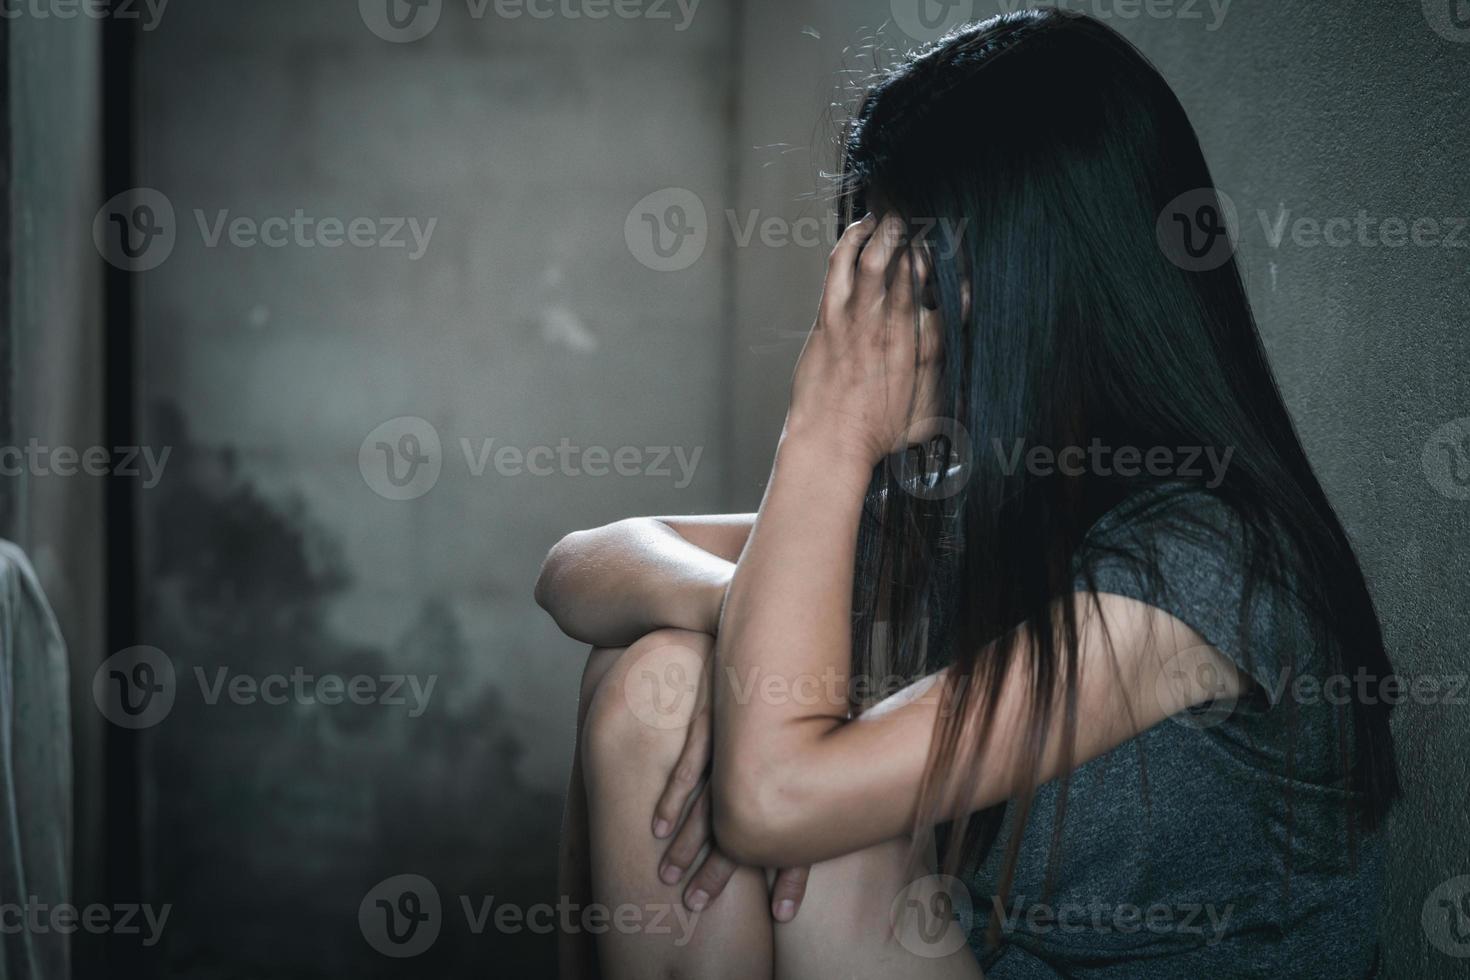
[961,487,1381,979]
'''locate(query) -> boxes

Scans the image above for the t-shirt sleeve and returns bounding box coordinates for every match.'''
[1070,490,1312,703]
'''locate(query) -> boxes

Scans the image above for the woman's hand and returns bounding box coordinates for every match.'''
[787,214,943,465]
[651,660,811,923]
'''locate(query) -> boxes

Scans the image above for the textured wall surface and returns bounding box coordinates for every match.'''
[134,0,736,974]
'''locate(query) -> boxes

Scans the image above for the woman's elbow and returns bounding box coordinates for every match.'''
[710,759,805,868]
[535,524,607,616]
[533,531,577,613]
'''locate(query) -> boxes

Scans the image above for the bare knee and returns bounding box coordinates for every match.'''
[581,628,713,785]
[578,645,625,727]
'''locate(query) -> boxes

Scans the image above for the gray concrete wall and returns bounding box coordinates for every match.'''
[722,2,1470,977]
[133,0,737,974]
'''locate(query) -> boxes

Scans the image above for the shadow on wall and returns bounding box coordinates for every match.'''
[136,401,558,978]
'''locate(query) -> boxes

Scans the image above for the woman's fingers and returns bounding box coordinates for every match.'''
[769,866,811,923]
[887,250,916,320]
[682,842,739,912]
[652,703,710,839]
[855,215,908,307]
[822,213,879,310]
[658,786,711,886]
[919,306,944,365]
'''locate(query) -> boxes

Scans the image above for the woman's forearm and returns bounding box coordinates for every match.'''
[535,517,734,648]
[710,429,875,849]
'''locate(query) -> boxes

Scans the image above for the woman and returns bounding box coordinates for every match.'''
[537,9,1397,978]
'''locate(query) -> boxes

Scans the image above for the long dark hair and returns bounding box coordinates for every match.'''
[839,7,1398,927]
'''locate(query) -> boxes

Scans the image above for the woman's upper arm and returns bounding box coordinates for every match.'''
[654,514,756,564]
[712,592,1246,868]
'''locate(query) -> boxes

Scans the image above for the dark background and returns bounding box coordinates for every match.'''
[3,0,1468,976]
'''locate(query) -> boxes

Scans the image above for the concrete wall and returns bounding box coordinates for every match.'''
[134,0,737,974]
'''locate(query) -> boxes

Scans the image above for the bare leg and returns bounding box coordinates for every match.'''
[581,630,774,980]
[558,646,622,980]
[576,628,985,980]
[771,838,984,979]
